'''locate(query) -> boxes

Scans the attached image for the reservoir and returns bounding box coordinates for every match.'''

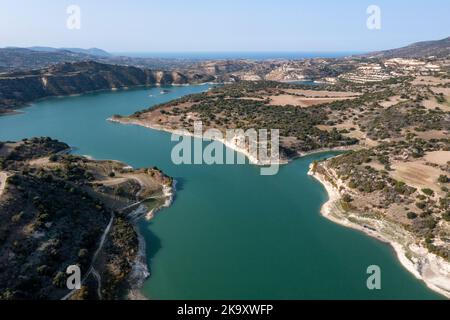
[0,85,443,299]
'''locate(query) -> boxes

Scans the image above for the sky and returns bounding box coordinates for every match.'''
[0,0,449,53]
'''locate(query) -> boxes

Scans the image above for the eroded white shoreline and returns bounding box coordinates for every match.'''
[308,165,450,299]
[108,117,356,166]
[127,180,176,300]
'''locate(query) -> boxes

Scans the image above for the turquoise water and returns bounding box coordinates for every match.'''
[0,85,443,299]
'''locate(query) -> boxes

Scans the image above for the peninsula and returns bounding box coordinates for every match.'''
[0,137,173,299]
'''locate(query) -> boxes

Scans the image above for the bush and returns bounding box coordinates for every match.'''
[342,194,353,203]
[421,188,434,196]
[78,248,88,258]
[416,202,426,209]
[438,175,448,184]
[443,211,450,222]
[37,265,49,275]
[348,181,357,189]
[11,212,24,224]
[425,218,437,229]
[52,271,66,288]
[407,212,418,219]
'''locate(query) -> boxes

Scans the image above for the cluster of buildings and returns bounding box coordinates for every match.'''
[384,58,441,75]
[339,63,392,83]
[339,58,443,83]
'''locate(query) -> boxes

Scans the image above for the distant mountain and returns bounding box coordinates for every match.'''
[0,47,199,72]
[362,36,450,58]
[0,47,97,71]
[28,47,111,57]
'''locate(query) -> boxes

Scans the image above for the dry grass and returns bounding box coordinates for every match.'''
[268,95,356,107]
[391,160,447,196]
[422,98,450,111]
[413,130,449,140]
[379,95,407,108]
[267,89,359,107]
[424,151,450,166]
[282,89,360,97]
[412,76,450,86]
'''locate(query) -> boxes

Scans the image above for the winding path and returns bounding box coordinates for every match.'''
[61,212,114,300]
[61,178,166,300]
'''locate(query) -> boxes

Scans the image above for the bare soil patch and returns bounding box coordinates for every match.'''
[424,151,450,166]
[391,160,447,195]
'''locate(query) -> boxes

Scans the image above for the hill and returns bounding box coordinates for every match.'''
[363,37,450,58]
[0,137,173,299]
[28,47,111,57]
[0,61,212,114]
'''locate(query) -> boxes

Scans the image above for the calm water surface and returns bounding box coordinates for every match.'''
[0,85,443,299]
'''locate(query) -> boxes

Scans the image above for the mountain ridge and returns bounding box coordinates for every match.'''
[362,36,450,58]
[26,47,111,57]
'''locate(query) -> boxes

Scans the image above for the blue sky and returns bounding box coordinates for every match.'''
[0,0,448,52]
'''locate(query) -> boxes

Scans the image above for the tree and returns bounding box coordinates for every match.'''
[438,175,448,184]
[407,212,417,220]
[342,194,353,203]
[421,188,434,196]
[443,211,450,222]
[52,271,66,288]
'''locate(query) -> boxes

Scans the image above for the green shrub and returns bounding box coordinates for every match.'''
[11,212,24,224]
[416,202,426,209]
[52,271,66,288]
[443,211,450,222]
[421,188,434,196]
[407,212,418,219]
[342,194,353,203]
[438,175,448,184]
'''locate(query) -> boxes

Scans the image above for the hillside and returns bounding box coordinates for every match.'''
[0,61,212,114]
[364,37,450,58]
[28,47,111,57]
[0,137,173,299]
[112,67,450,296]
[0,48,100,72]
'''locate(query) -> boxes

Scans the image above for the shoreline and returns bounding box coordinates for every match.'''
[0,82,217,118]
[127,179,176,300]
[63,153,176,300]
[108,116,358,165]
[308,164,450,299]
[109,115,450,299]
[108,117,285,166]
